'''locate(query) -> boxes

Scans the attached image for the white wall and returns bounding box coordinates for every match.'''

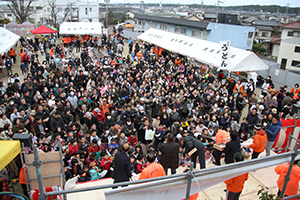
[272,43,280,58]
[77,1,99,22]
[277,41,300,72]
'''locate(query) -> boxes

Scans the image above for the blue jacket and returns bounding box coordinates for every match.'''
[266,121,282,142]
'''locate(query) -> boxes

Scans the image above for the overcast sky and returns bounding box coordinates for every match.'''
[111,0,300,7]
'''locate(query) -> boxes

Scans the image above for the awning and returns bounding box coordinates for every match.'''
[124,24,135,28]
[0,27,20,55]
[31,25,57,34]
[137,28,269,72]
[59,22,102,35]
[0,140,21,171]
[45,25,58,31]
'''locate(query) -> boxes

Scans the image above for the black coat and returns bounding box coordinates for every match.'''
[113,151,132,183]
[183,136,205,154]
[159,141,179,169]
[224,137,241,164]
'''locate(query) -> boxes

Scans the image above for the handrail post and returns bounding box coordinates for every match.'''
[280,143,299,198]
[33,144,46,200]
[185,162,194,200]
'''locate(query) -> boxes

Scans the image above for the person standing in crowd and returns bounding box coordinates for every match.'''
[113,143,132,187]
[224,131,240,164]
[246,108,259,137]
[138,152,165,180]
[275,160,300,198]
[181,132,206,169]
[213,129,230,166]
[265,115,282,156]
[138,117,156,156]
[158,133,179,175]
[245,124,267,159]
[224,152,248,200]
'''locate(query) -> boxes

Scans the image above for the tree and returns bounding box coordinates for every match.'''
[48,0,74,28]
[7,0,35,23]
[121,13,129,22]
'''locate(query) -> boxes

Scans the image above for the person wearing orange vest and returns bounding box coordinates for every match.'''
[275,160,300,198]
[175,56,181,67]
[224,152,249,200]
[138,152,165,180]
[213,129,230,166]
[19,166,29,197]
[290,84,300,96]
[49,47,55,59]
[244,123,267,159]
[9,47,17,63]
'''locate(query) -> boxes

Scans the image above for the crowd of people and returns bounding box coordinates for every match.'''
[0,29,299,199]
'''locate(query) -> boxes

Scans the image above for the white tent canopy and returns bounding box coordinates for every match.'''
[0,27,20,55]
[137,28,268,72]
[59,22,103,35]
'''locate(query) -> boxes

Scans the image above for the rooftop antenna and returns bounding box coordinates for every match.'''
[201,0,203,10]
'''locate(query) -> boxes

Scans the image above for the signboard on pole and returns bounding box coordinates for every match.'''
[220,40,230,69]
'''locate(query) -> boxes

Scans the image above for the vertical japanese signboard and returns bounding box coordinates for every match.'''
[220,41,230,69]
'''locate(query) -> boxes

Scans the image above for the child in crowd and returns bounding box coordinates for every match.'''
[88,139,100,155]
[108,138,119,154]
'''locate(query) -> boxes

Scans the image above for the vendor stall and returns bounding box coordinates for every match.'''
[137,28,268,72]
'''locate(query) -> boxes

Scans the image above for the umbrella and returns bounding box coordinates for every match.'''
[124,24,135,28]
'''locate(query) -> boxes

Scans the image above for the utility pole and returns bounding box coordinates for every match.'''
[216,0,223,23]
[105,0,109,28]
[286,2,290,15]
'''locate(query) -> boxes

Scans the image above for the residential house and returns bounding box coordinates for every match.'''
[135,14,255,50]
[277,21,300,71]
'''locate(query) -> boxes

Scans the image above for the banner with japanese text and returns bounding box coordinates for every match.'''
[220,41,230,69]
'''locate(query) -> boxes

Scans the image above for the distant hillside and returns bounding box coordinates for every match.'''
[139,3,300,15]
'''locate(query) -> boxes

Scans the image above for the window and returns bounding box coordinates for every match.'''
[89,19,92,22]
[160,24,164,30]
[7,14,12,17]
[293,32,300,37]
[152,22,156,28]
[262,32,268,37]
[85,7,87,15]
[181,28,186,35]
[148,21,152,28]
[47,8,50,12]
[90,7,92,12]
[288,31,293,36]
[138,20,141,25]
[164,24,169,31]
[292,60,300,67]
[174,26,180,33]
[192,30,199,37]
[280,58,287,70]
[295,46,300,53]
[36,6,43,10]
[248,32,253,38]
[288,31,300,37]
[255,32,258,36]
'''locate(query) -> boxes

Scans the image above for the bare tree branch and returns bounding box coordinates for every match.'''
[7,0,35,23]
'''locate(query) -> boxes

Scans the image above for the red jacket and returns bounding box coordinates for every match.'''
[128,135,137,145]
[101,158,111,171]
[88,144,100,155]
[92,110,105,123]
[69,144,79,156]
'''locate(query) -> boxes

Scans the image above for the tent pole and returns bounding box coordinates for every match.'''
[185,162,194,200]
[33,145,46,200]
